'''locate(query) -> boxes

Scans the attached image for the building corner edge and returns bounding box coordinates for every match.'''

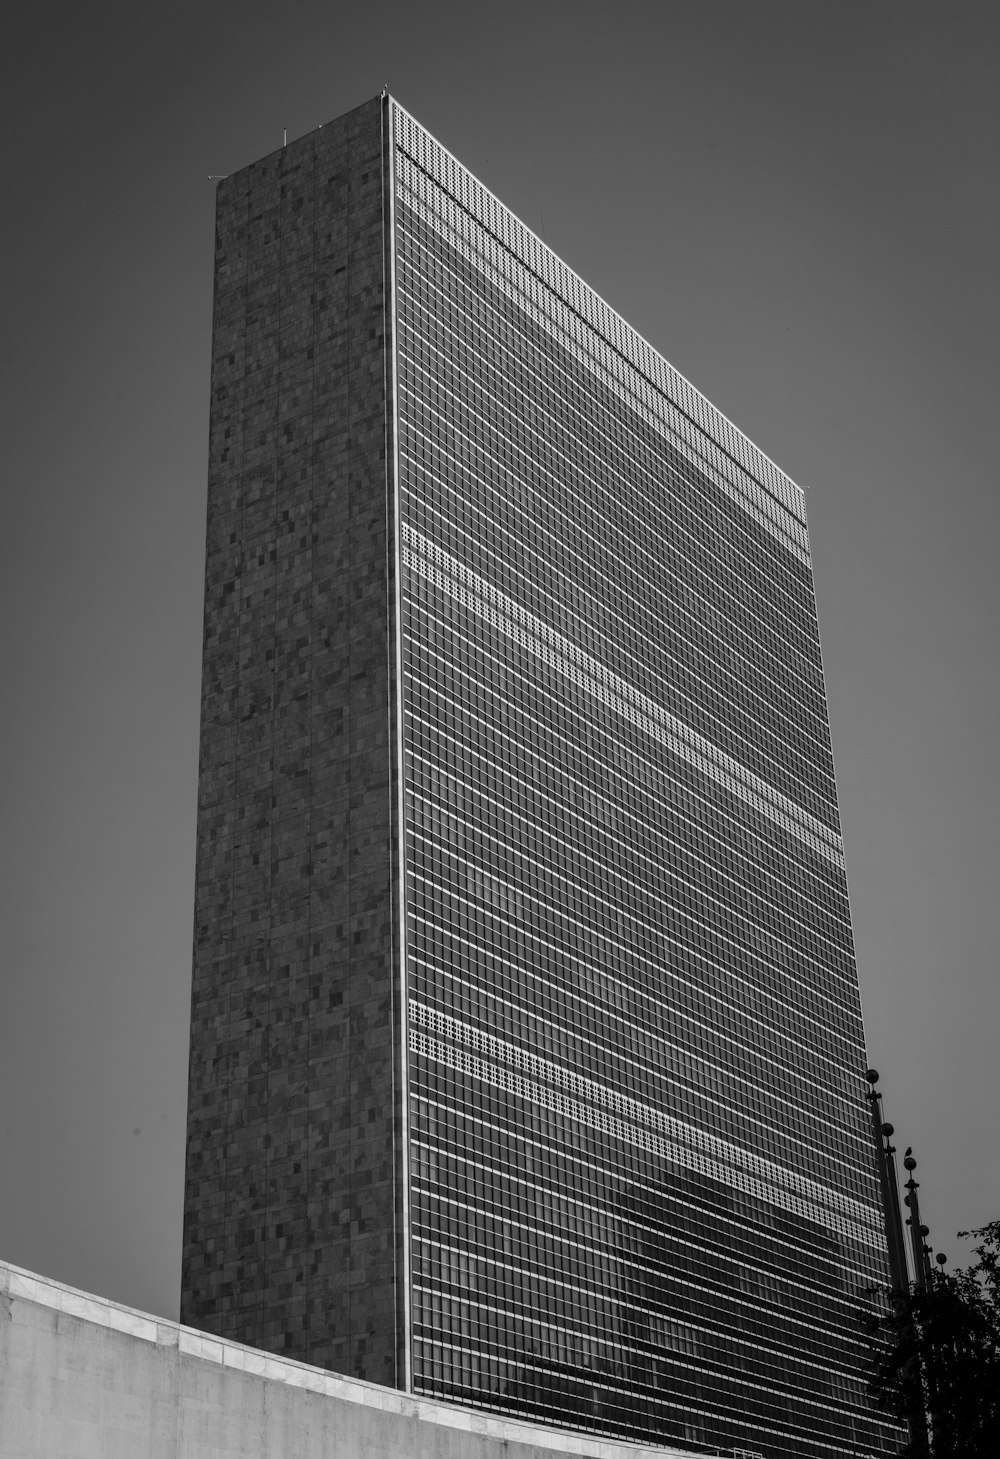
[382,90,412,1394]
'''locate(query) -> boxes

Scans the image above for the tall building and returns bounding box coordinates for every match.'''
[182,94,897,1458]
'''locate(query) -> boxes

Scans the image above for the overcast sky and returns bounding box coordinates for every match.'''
[1,1,997,1322]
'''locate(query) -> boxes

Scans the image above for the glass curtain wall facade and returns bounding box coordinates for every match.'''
[184,93,898,1459]
[391,103,892,1457]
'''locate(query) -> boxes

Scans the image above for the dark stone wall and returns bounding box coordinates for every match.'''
[181,95,403,1386]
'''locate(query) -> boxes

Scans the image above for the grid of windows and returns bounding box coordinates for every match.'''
[390,103,896,1456]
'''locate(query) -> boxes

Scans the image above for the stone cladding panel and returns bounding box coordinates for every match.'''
[181,96,400,1387]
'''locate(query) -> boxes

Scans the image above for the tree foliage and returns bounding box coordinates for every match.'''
[860,1221,1000,1456]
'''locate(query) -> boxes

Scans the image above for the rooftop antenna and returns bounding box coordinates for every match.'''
[283,128,287,147]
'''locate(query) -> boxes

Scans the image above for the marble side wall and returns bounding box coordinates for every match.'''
[181,95,403,1384]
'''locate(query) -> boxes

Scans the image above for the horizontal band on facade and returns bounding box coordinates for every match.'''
[403,526,845,869]
[409,1002,882,1246]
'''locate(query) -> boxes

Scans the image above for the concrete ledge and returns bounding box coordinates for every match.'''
[0,1260,698,1459]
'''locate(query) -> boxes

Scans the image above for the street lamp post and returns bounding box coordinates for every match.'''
[902,1149,934,1291]
[864,1070,931,1456]
[865,1070,909,1297]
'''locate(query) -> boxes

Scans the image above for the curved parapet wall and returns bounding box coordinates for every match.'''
[0,1261,701,1459]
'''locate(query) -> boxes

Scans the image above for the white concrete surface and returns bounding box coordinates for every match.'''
[0,1260,700,1458]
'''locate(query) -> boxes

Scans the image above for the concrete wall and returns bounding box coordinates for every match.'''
[0,1262,698,1459]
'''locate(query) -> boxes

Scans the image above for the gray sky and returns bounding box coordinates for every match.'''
[1,1,997,1322]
